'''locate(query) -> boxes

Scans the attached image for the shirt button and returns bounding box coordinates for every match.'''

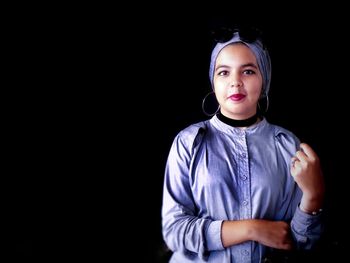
[240,176,247,181]
[242,200,248,206]
[241,153,246,158]
[242,249,249,256]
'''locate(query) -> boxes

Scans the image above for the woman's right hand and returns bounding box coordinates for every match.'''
[222,219,293,250]
[250,220,293,250]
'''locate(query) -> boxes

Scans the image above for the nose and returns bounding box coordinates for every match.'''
[230,74,242,87]
[231,81,242,87]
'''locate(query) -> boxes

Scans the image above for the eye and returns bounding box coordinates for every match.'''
[243,69,256,75]
[218,70,229,76]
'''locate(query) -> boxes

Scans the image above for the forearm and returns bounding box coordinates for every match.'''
[221,220,256,247]
[300,192,324,215]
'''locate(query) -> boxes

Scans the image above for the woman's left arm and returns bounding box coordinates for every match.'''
[290,143,325,249]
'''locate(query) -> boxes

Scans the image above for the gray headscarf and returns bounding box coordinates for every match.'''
[209,32,271,98]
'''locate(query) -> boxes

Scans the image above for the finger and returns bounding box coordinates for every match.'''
[279,239,293,250]
[290,162,302,177]
[290,156,298,166]
[295,150,308,164]
[290,157,301,169]
[283,243,293,251]
[299,143,317,160]
[285,238,293,250]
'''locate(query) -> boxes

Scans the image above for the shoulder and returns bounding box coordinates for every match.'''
[272,124,298,140]
[177,120,208,142]
[178,120,208,137]
[173,120,209,151]
[267,121,300,152]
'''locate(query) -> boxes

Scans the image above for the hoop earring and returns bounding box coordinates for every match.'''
[258,93,269,113]
[202,91,220,117]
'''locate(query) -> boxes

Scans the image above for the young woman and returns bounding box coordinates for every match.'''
[161,28,324,262]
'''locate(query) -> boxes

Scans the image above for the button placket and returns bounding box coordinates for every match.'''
[240,132,251,219]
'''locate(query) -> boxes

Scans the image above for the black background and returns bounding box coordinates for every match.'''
[8,3,349,262]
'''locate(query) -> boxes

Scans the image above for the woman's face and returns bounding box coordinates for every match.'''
[213,43,263,120]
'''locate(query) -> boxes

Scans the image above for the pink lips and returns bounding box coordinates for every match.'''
[229,94,246,101]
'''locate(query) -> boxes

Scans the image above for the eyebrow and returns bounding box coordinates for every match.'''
[215,63,258,71]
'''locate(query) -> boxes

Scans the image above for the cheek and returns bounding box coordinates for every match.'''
[250,89,262,102]
[213,82,224,95]
[254,87,262,97]
[250,79,263,96]
[214,84,226,98]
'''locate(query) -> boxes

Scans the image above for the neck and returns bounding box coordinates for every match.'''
[217,112,260,127]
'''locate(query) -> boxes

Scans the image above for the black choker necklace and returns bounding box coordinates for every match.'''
[217,112,259,127]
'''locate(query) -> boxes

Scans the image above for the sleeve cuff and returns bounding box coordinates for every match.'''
[296,205,322,221]
[292,206,322,236]
[206,220,224,251]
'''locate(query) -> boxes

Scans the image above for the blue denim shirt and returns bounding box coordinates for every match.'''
[162,116,322,263]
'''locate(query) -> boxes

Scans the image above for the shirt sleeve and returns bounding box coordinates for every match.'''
[291,205,324,250]
[161,129,224,260]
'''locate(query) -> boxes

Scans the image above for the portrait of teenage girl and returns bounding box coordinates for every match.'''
[161,26,325,262]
